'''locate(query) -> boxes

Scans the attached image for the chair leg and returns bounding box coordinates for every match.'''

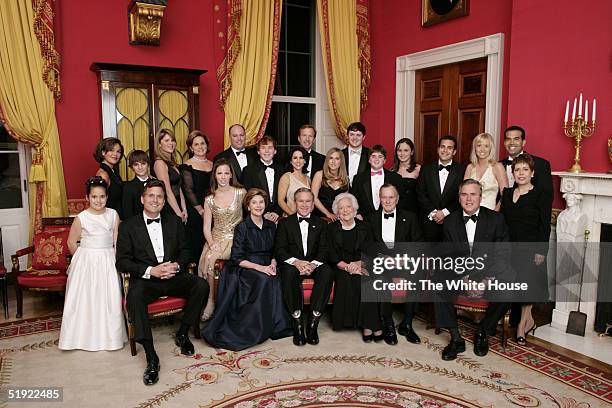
[15,285,23,319]
[502,312,510,349]
[128,322,137,356]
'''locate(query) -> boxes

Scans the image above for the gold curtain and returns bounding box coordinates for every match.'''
[116,87,150,180]
[318,0,369,143]
[223,0,282,147]
[0,0,68,233]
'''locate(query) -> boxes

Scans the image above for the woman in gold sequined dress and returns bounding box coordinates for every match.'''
[198,159,245,321]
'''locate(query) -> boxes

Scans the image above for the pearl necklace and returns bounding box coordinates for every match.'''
[192,156,208,163]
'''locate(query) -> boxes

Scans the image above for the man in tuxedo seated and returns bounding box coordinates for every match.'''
[352,145,402,218]
[275,188,334,346]
[342,121,370,186]
[116,179,210,385]
[416,135,464,242]
[213,124,257,183]
[297,124,325,178]
[367,184,424,345]
[434,179,512,361]
[242,135,283,222]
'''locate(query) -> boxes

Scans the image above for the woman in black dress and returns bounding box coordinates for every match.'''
[327,193,379,341]
[500,154,549,345]
[392,138,421,213]
[179,130,212,263]
[202,188,292,351]
[311,147,349,220]
[94,137,124,219]
[153,129,187,222]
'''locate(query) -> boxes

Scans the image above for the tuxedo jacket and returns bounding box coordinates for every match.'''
[442,207,513,282]
[342,146,371,178]
[351,169,402,217]
[274,214,329,263]
[367,208,424,243]
[307,150,325,177]
[121,177,148,220]
[416,161,464,216]
[501,152,553,237]
[116,213,191,282]
[214,146,257,183]
[241,160,284,215]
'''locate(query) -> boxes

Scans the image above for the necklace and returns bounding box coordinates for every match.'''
[192,156,208,163]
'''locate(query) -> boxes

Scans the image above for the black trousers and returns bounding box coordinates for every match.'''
[279,263,334,314]
[127,273,209,342]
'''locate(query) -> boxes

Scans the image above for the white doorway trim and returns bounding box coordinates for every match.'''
[395,33,504,150]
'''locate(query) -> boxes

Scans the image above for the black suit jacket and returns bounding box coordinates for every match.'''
[214,147,257,183]
[307,150,325,178]
[274,214,328,263]
[116,213,191,282]
[351,169,402,217]
[367,208,424,243]
[241,160,284,216]
[416,161,464,216]
[442,207,513,282]
[121,177,148,220]
[342,146,370,181]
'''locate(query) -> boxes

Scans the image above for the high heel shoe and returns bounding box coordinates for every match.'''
[516,324,537,346]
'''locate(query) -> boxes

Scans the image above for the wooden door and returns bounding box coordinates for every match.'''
[414,58,486,165]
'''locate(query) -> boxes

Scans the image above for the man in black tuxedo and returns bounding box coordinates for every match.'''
[500,125,553,326]
[116,179,209,385]
[242,135,283,222]
[367,184,424,345]
[297,124,325,178]
[213,124,257,183]
[416,135,464,242]
[435,179,513,361]
[342,121,370,186]
[275,188,334,346]
[122,150,152,220]
[352,144,402,218]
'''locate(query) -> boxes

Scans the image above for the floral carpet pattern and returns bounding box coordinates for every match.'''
[0,315,609,407]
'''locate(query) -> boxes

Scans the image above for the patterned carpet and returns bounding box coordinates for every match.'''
[0,315,610,407]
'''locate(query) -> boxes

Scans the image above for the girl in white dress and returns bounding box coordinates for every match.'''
[59,176,127,351]
[464,133,508,211]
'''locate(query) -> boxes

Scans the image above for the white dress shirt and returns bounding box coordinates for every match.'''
[143,212,164,279]
[370,170,384,210]
[381,209,396,244]
[262,159,275,200]
[305,149,312,175]
[285,214,323,267]
[348,147,362,185]
[463,208,480,251]
[428,160,452,220]
[505,152,522,188]
[233,147,248,170]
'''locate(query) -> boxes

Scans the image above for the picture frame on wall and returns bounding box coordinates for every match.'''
[422,0,469,27]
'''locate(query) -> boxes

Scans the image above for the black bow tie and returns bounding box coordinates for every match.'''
[502,158,512,166]
[147,218,160,225]
[263,164,274,170]
[298,217,310,224]
[383,213,394,219]
[463,214,478,224]
[438,164,450,171]
[235,150,245,156]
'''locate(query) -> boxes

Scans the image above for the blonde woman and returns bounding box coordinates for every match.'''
[464,133,508,210]
[153,129,187,221]
[311,148,349,220]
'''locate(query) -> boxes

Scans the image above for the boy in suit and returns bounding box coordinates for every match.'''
[342,122,370,185]
[122,150,152,220]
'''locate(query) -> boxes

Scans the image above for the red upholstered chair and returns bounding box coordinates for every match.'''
[120,263,201,356]
[11,217,73,318]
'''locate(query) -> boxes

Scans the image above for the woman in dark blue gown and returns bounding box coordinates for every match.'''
[202,188,292,350]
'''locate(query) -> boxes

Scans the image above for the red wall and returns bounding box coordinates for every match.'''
[56,0,224,198]
[362,0,513,155]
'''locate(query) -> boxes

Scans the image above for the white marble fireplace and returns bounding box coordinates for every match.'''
[551,171,612,334]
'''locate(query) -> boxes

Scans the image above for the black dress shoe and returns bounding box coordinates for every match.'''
[292,316,306,346]
[175,332,195,356]
[473,331,489,357]
[441,339,466,361]
[362,332,374,343]
[143,359,160,385]
[373,331,385,342]
[397,324,421,344]
[383,324,398,345]
[306,314,320,345]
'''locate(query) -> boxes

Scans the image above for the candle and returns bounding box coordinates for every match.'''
[585,100,588,124]
[592,99,596,122]
[564,100,569,123]
[572,98,577,121]
[578,93,583,117]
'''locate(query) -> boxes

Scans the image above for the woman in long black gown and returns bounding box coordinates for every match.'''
[153,128,187,222]
[311,147,349,220]
[94,138,124,219]
[202,188,292,351]
[327,193,379,341]
[392,138,421,214]
[500,154,549,345]
[179,131,212,263]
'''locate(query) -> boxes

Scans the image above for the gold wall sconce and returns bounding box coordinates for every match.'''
[128,0,167,46]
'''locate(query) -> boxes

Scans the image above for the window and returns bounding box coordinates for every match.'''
[265,0,317,157]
